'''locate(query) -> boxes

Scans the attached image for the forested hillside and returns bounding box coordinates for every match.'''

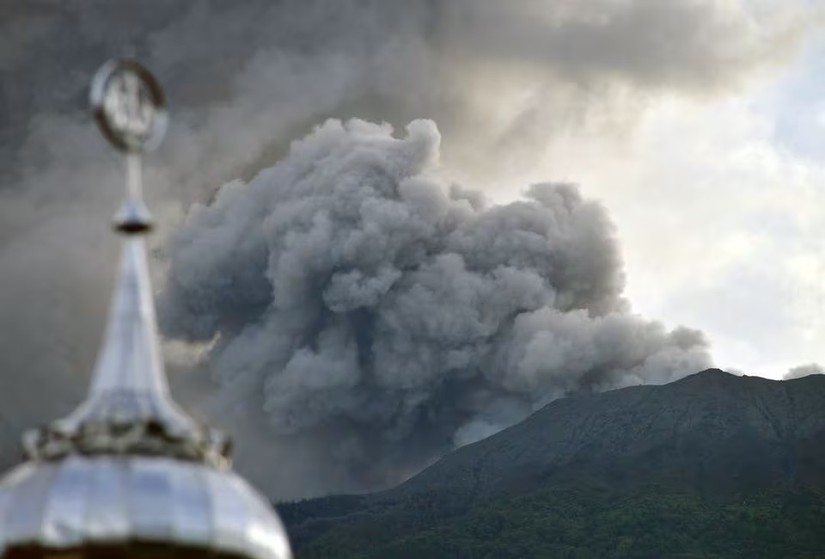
[282,370,825,558]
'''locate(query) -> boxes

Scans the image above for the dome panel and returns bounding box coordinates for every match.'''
[166,458,212,545]
[130,458,176,539]
[0,480,12,551]
[4,464,56,544]
[0,457,291,559]
[84,458,130,540]
[41,456,94,547]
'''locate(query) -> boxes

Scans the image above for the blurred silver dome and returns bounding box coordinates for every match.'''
[0,457,290,559]
[0,60,292,559]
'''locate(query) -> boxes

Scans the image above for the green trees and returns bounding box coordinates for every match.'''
[290,485,825,558]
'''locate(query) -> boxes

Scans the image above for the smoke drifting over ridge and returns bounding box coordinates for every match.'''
[784,363,825,380]
[0,0,819,495]
[160,118,710,491]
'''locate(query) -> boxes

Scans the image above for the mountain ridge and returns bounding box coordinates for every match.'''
[282,369,825,557]
[381,368,825,497]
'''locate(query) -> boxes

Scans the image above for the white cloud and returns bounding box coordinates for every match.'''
[499,51,825,379]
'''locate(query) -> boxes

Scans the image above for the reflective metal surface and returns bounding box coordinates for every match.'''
[0,59,293,559]
[22,238,229,468]
[90,59,167,154]
[0,457,291,559]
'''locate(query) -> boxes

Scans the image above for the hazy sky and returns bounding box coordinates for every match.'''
[2,0,825,496]
[524,30,825,378]
[418,10,825,379]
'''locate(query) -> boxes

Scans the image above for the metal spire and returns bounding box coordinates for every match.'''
[22,60,227,466]
[0,59,292,559]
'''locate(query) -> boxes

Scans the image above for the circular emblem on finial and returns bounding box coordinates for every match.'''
[90,59,167,153]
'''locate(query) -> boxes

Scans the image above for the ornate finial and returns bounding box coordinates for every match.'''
[0,59,292,559]
[19,59,230,467]
[90,59,167,233]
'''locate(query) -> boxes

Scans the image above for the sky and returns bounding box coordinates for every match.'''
[410,13,825,380]
[534,31,825,378]
[2,0,825,497]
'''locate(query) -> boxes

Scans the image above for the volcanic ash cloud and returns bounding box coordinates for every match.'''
[160,118,710,485]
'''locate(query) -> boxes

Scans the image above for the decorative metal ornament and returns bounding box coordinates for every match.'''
[90,59,167,154]
[90,60,168,234]
[0,60,293,559]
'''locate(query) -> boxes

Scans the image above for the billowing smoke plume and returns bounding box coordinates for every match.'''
[160,118,710,491]
[0,0,817,495]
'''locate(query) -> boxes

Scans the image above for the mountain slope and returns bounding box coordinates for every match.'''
[401,368,825,497]
[281,370,825,558]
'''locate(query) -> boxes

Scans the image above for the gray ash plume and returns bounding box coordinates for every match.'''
[160,118,710,492]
